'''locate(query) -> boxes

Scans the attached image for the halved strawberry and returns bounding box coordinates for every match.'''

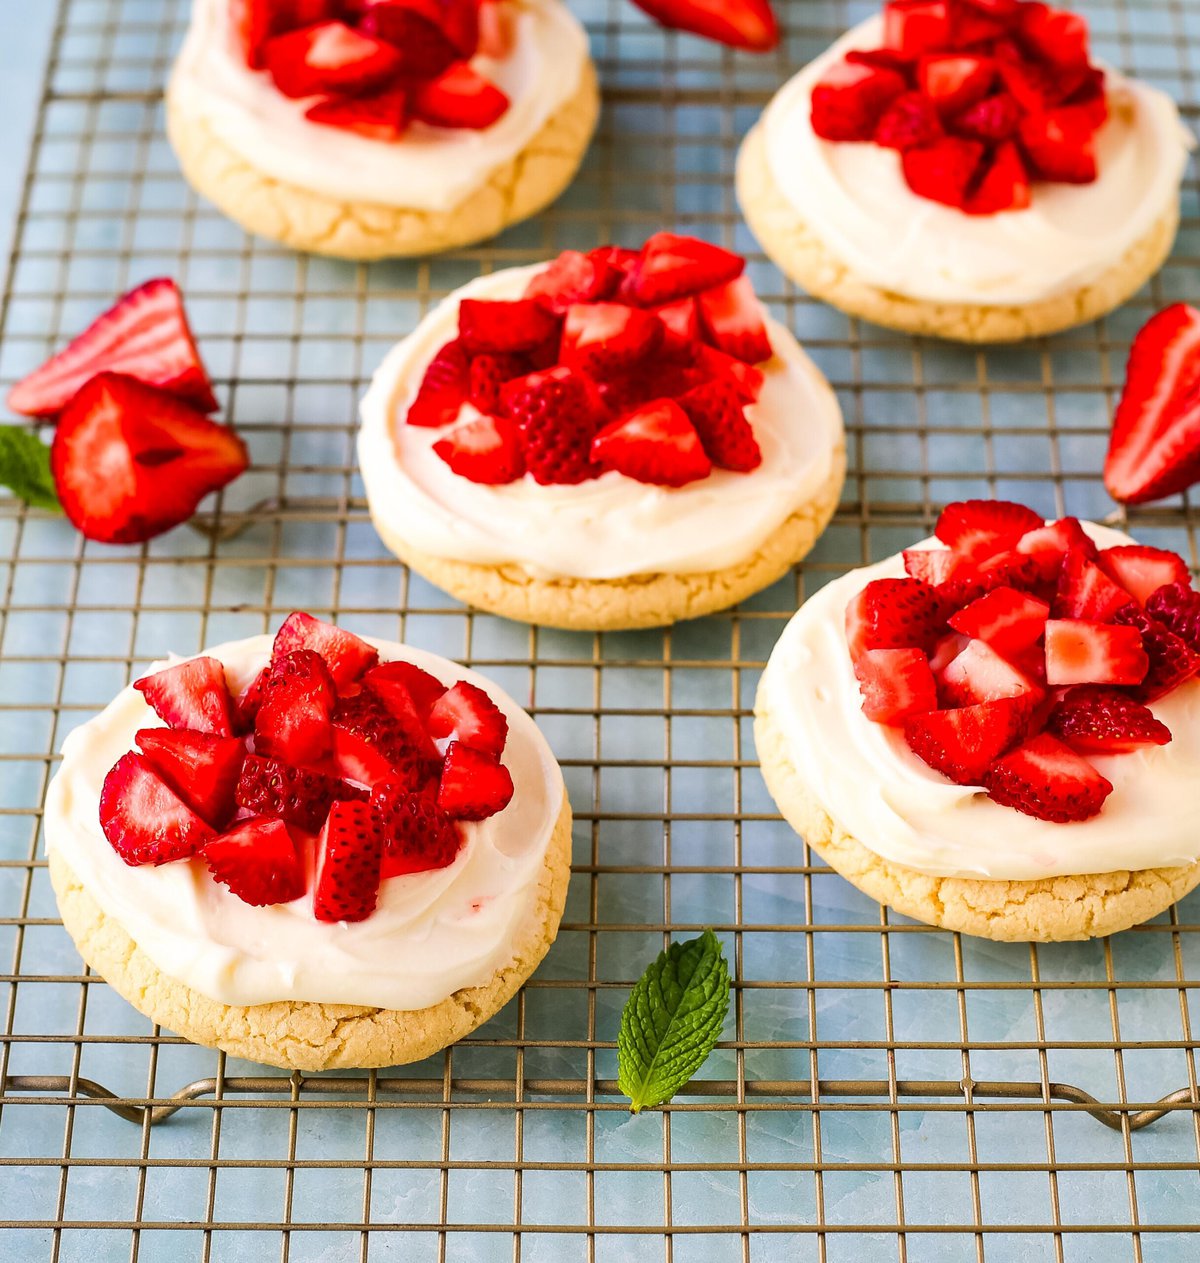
[305,85,408,140]
[559,303,664,375]
[696,276,773,365]
[358,1,462,76]
[333,689,440,788]
[1017,2,1089,67]
[411,63,509,129]
[591,399,712,487]
[948,586,1049,659]
[235,752,362,832]
[902,136,986,207]
[1018,106,1098,183]
[621,234,744,307]
[1016,516,1095,579]
[313,798,383,922]
[407,339,469,427]
[50,373,247,544]
[437,740,514,820]
[1053,549,1135,621]
[135,728,245,829]
[100,752,215,866]
[811,59,908,142]
[935,499,1046,563]
[1044,619,1148,687]
[363,659,446,716]
[264,21,403,98]
[883,0,952,55]
[134,656,237,736]
[272,611,378,687]
[202,817,307,906]
[845,577,946,659]
[874,91,944,149]
[964,141,1031,215]
[1104,304,1200,505]
[940,638,1042,705]
[253,648,337,765]
[8,278,217,417]
[918,54,995,116]
[458,298,560,356]
[626,0,779,51]
[952,92,1020,142]
[467,352,530,413]
[647,297,702,352]
[984,733,1112,822]
[1146,582,1200,651]
[523,250,621,311]
[1045,686,1172,754]
[1111,605,1200,701]
[373,781,462,877]
[903,696,1032,785]
[501,366,604,485]
[676,379,762,472]
[1097,545,1191,607]
[433,414,525,484]
[853,647,938,723]
[426,680,507,758]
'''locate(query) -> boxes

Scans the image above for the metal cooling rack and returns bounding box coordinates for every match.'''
[2,0,1200,1258]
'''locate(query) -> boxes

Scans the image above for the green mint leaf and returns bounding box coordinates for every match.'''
[618,928,730,1113]
[0,425,60,513]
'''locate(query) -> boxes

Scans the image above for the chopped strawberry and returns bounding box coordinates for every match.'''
[305,85,408,140]
[647,297,702,351]
[994,48,1052,113]
[437,741,515,820]
[984,733,1112,822]
[1017,106,1097,183]
[1111,605,1200,701]
[1045,686,1172,754]
[904,695,1032,784]
[935,499,1046,563]
[1017,2,1089,67]
[902,136,986,207]
[918,54,996,116]
[1145,582,1200,651]
[411,63,509,129]
[407,339,469,427]
[329,726,396,788]
[100,752,215,866]
[845,577,946,659]
[313,798,383,922]
[135,728,245,829]
[253,648,337,765]
[559,303,664,375]
[1053,549,1135,621]
[1097,545,1191,607]
[1063,65,1108,127]
[426,680,507,758]
[676,379,762,473]
[272,611,378,687]
[948,586,1049,659]
[811,59,908,142]
[358,1,461,76]
[929,630,970,674]
[883,0,951,54]
[696,276,773,365]
[475,0,512,57]
[903,546,968,587]
[202,817,307,906]
[523,250,621,311]
[965,140,1031,214]
[949,3,1009,46]
[232,0,334,69]
[372,781,462,877]
[134,656,237,736]
[591,399,712,488]
[1104,304,1200,505]
[501,366,604,485]
[363,659,446,716]
[7,278,217,417]
[333,688,440,788]
[854,647,938,723]
[874,91,944,149]
[953,92,1021,141]
[50,373,247,545]
[433,413,525,484]
[264,21,403,98]
[235,752,362,832]
[458,298,560,356]
[1016,516,1096,579]
[467,352,529,413]
[622,234,745,307]
[1044,619,1148,687]
[940,637,1041,705]
[626,0,779,52]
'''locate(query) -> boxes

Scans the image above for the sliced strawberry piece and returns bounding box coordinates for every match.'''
[853,647,938,723]
[50,373,247,544]
[467,352,529,413]
[1018,106,1098,183]
[626,0,779,51]
[965,141,1031,215]
[373,780,462,878]
[940,638,1042,706]
[929,630,970,674]
[329,726,396,789]
[134,656,236,736]
[358,1,461,76]
[426,680,507,758]
[686,344,765,402]
[1016,516,1096,579]
[264,21,403,98]
[904,695,1032,784]
[647,297,702,352]
[333,689,440,788]
[305,85,408,139]
[994,47,1052,113]
[433,413,525,484]
[1111,605,1200,701]
[475,0,512,57]
[437,740,515,820]
[202,817,307,906]
[845,577,947,659]
[411,63,509,129]
[458,298,560,356]
[622,234,745,307]
[883,0,952,55]
[952,92,1021,142]
[676,378,762,473]
[313,798,383,922]
[918,54,995,116]
[523,250,621,311]
[1053,549,1135,621]
[253,648,337,765]
[1145,582,1200,651]
[949,3,1009,46]
[359,674,439,758]
[948,586,1050,659]
[235,752,362,832]
[591,399,712,488]
[1104,304,1200,506]
[811,59,908,142]
[1017,2,1089,67]
[935,499,1046,563]
[902,137,986,208]
[1045,619,1148,687]
[501,366,605,485]
[1097,545,1191,607]
[696,276,772,365]
[363,659,446,716]
[8,278,217,417]
[874,91,944,150]
[407,338,469,427]
[1045,686,1172,754]
[100,751,215,866]
[232,0,334,69]
[903,546,970,587]
[135,728,245,829]
[560,303,664,376]
[272,611,378,688]
[984,733,1112,822]
[1062,66,1108,127]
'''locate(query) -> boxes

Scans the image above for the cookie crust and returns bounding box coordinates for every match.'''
[165,63,599,260]
[48,796,573,1070]
[736,122,1179,344]
[754,686,1200,941]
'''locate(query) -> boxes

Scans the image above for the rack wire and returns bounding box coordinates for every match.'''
[1,0,1199,1258]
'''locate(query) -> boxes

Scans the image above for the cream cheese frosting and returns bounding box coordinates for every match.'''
[762,524,1200,881]
[44,635,565,1010]
[169,0,591,211]
[358,265,845,581]
[761,15,1193,306]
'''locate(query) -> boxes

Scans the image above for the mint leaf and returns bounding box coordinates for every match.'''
[0,425,59,512]
[618,928,730,1113]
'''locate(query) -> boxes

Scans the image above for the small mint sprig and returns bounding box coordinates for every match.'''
[0,425,60,513]
[617,928,731,1113]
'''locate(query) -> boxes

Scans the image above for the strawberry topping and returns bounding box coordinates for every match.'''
[100,752,216,866]
[591,399,713,488]
[134,657,237,737]
[1045,686,1172,754]
[437,741,515,820]
[627,0,779,52]
[135,728,246,829]
[203,817,307,907]
[313,798,384,922]
[984,733,1113,823]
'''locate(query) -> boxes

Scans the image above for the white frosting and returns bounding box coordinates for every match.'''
[761,16,1193,305]
[170,0,590,211]
[762,524,1200,881]
[44,635,566,1010]
[358,265,845,581]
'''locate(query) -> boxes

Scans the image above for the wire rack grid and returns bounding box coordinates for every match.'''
[1,0,1199,1258]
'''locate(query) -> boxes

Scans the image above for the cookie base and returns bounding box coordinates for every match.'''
[48,796,573,1070]
[165,64,599,260]
[736,122,1179,344]
[370,444,846,630]
[754,688,1200,941]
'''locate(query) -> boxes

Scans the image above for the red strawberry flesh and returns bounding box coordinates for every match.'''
[134,656,237,736]
[100,751,215,866]
[203,816,307,907]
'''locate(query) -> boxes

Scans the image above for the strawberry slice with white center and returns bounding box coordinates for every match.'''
[1015,516,1096,579]
[134,656,237,736]
[1044,619,1149,687]
[373,781,462,878]
[426,680,508,758]
[559,302,665,376]
[500,366,605,485]
[1146,582,1200,651]
[883,0,953,56]
[305,85,408,140]
[313,798,384,922]
[903,547,970,587]
[236,752,363,832]
[50,373,248,545]
[1096,545,1191,607]
[523,250,622,311]
[203,817,307,907]
[411,63,509,129]
[272,611,379,688]
[437,741,515,820]
[648,296,703,352]
[458,298,561,356]
[940,638,1042,706]
[135,728,246,829]
[811,59,909,142]
[100,751,216,866]
[845,577,947,659]
[676,379,762,473]
[903,696,1033,785]
[1111,605,1200,702]
[621,233,745,306]
[1045,686,1172,754]
[1104,304,1200,505]
[984,733,1113,823]
[8,277,218,417]
[264,20,404,98]
[232,0,335,69]
[407,339,470,427]
[590,399,713,488]
[626,0,779,51]
[853,647,938,723]
[433,414,525,485]
[696,276,773,365]
[1053,548,1136,621]
[935,499,1047,563]
[253,648,338,765]
[918,54,996,117]
[948,586,1050,660]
